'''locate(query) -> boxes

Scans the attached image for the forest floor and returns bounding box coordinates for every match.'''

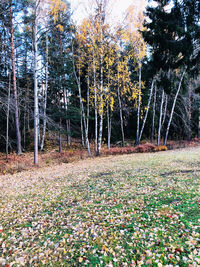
[0,146,200,266]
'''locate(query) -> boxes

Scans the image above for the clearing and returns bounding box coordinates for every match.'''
[0,147,200,266]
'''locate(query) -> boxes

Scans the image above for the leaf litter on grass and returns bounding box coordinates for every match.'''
[0,147,200,266]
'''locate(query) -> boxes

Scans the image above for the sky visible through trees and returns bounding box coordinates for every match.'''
[70,0,148,25]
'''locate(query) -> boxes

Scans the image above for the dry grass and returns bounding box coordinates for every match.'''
[1,146,200,265]
[1,138,200,176]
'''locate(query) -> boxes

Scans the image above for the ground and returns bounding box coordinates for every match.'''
[0,147,200,266]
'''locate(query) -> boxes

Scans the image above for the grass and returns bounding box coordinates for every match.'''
[0,147,200,266]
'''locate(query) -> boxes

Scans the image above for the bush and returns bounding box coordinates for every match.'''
[103,143,156,156]
[154,145,168,152]
[135,143,156,153]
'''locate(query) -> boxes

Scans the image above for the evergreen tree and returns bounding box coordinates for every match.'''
[143,0,200,144]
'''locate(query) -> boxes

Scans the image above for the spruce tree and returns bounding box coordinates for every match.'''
[143,0,200,144]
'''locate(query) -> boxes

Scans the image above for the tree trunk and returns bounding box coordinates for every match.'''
[63,88,71,146]
[187,80,192,141]
[78,70,91,156]
[79,76,86,148]
[67,119,71,146]
[86,75,90,142]
[27,82,30,132]
[96,36,104,156]
[139,78,155,143]
[23,109,26,150]
[198,105,200,139]
[72,42,91,156]
[6,72,11,161]
[157,89,165,146]
[163,69,186,146]
[151,84,157,143]
[58,93,62,153]
[92,47,98,155]
[107,102,111,149]
[118,89,125,147]
[136,64,142,145]
[10,4,22,155]
[41,31,48,151]
[161,94,168,129]
[38,120,41,149]
[59,117,62,153]
[33,6,39,164]
[23,41,28,150]
[117,62,125,147]
[97,113,103,155]
[80,115,85,147]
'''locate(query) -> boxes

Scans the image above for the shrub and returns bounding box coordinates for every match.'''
[135,143,156,153]
[154,145,168,152]
[103,143,156,156]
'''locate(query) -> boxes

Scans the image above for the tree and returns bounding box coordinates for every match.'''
[123,6,146,145]
[48,0,73,153]
[143,0,200,145]
[10,0,22,155]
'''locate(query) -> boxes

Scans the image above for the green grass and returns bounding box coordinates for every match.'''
[0,147,200,266]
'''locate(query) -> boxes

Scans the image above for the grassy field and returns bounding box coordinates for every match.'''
[0,147,200,266]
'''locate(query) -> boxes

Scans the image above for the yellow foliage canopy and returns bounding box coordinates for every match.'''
[48,0,67,24]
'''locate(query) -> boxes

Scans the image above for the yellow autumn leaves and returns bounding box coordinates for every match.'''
[47,0,68,31]
[49,0,67,22]
[73,9,147,115]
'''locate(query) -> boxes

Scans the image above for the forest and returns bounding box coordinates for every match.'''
[1,1,200,266]
[0,0,199,164]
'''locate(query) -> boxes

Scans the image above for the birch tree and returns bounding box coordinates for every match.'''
[123,6,146,145]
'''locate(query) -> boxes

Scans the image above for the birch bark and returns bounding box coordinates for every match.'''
[163,69,186,145]
[157,89,165,146]
[139,78,155,143]
[33,1,39,164]
[41,31,48,151]
[136,62,142,145]
[151,84,157,143]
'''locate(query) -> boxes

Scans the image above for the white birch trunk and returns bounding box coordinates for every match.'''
[187,80,192,141]
[157,89,165,146]
[139,78,155,143]
[97,37,104,156]
[151,84,157,143]
[34,5,39,164]
[163,69,186,145]
[86,75,90,141]
[80,116,85,147]
[198,105,200,139]
[58,93,62,153]
[72,42,91,156]
[136,64,142,145]
[67,119,71,146]
[63,89,71,146]
[161,94,168,129]
[41,31,48,151]
[107,102,111,149]
[93,47,98,155]
[59,118,62,153]
[78,73,91,156]
[117,61,125,147]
